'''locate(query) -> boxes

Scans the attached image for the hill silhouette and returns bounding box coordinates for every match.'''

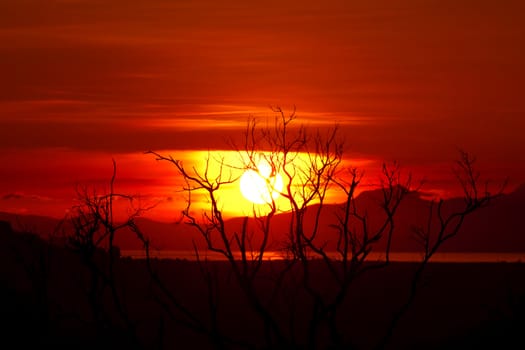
[1,184,524,253]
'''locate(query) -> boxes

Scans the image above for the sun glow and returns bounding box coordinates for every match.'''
[145,150,372,219]
[240,159,284,204]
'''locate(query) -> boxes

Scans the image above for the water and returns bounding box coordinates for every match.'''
[121,250,525,263]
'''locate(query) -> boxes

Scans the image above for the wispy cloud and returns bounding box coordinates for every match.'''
[1,192,52,201]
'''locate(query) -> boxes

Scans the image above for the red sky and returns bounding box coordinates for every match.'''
[0,0,524,220]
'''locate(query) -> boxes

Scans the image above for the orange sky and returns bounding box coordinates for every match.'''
[0,0,524,220]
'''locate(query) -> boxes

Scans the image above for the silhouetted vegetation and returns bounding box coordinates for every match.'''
[0,109,519,349]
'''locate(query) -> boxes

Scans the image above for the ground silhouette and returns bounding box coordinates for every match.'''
[1,220,524,349]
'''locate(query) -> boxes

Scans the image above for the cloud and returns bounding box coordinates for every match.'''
[1,193,51,201]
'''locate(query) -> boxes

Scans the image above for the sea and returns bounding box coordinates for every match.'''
[120,250,525,263]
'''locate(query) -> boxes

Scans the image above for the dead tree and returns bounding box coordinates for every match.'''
[147,108,505,349]
[67,159,147,348]
[146,107,411,348]
[375,150,506,349]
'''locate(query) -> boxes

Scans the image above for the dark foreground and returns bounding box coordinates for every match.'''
[1,228,524,349]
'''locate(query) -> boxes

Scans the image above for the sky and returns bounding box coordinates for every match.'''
[0,0,524,221]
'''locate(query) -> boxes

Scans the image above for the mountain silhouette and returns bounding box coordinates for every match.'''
[1,183,524,253]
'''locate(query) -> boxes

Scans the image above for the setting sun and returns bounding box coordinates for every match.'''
[239,159,284,204]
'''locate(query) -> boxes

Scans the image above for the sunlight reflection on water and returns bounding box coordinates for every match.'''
[121,250,525,263]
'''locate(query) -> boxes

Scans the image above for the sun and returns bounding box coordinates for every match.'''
[240,159,284,204]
